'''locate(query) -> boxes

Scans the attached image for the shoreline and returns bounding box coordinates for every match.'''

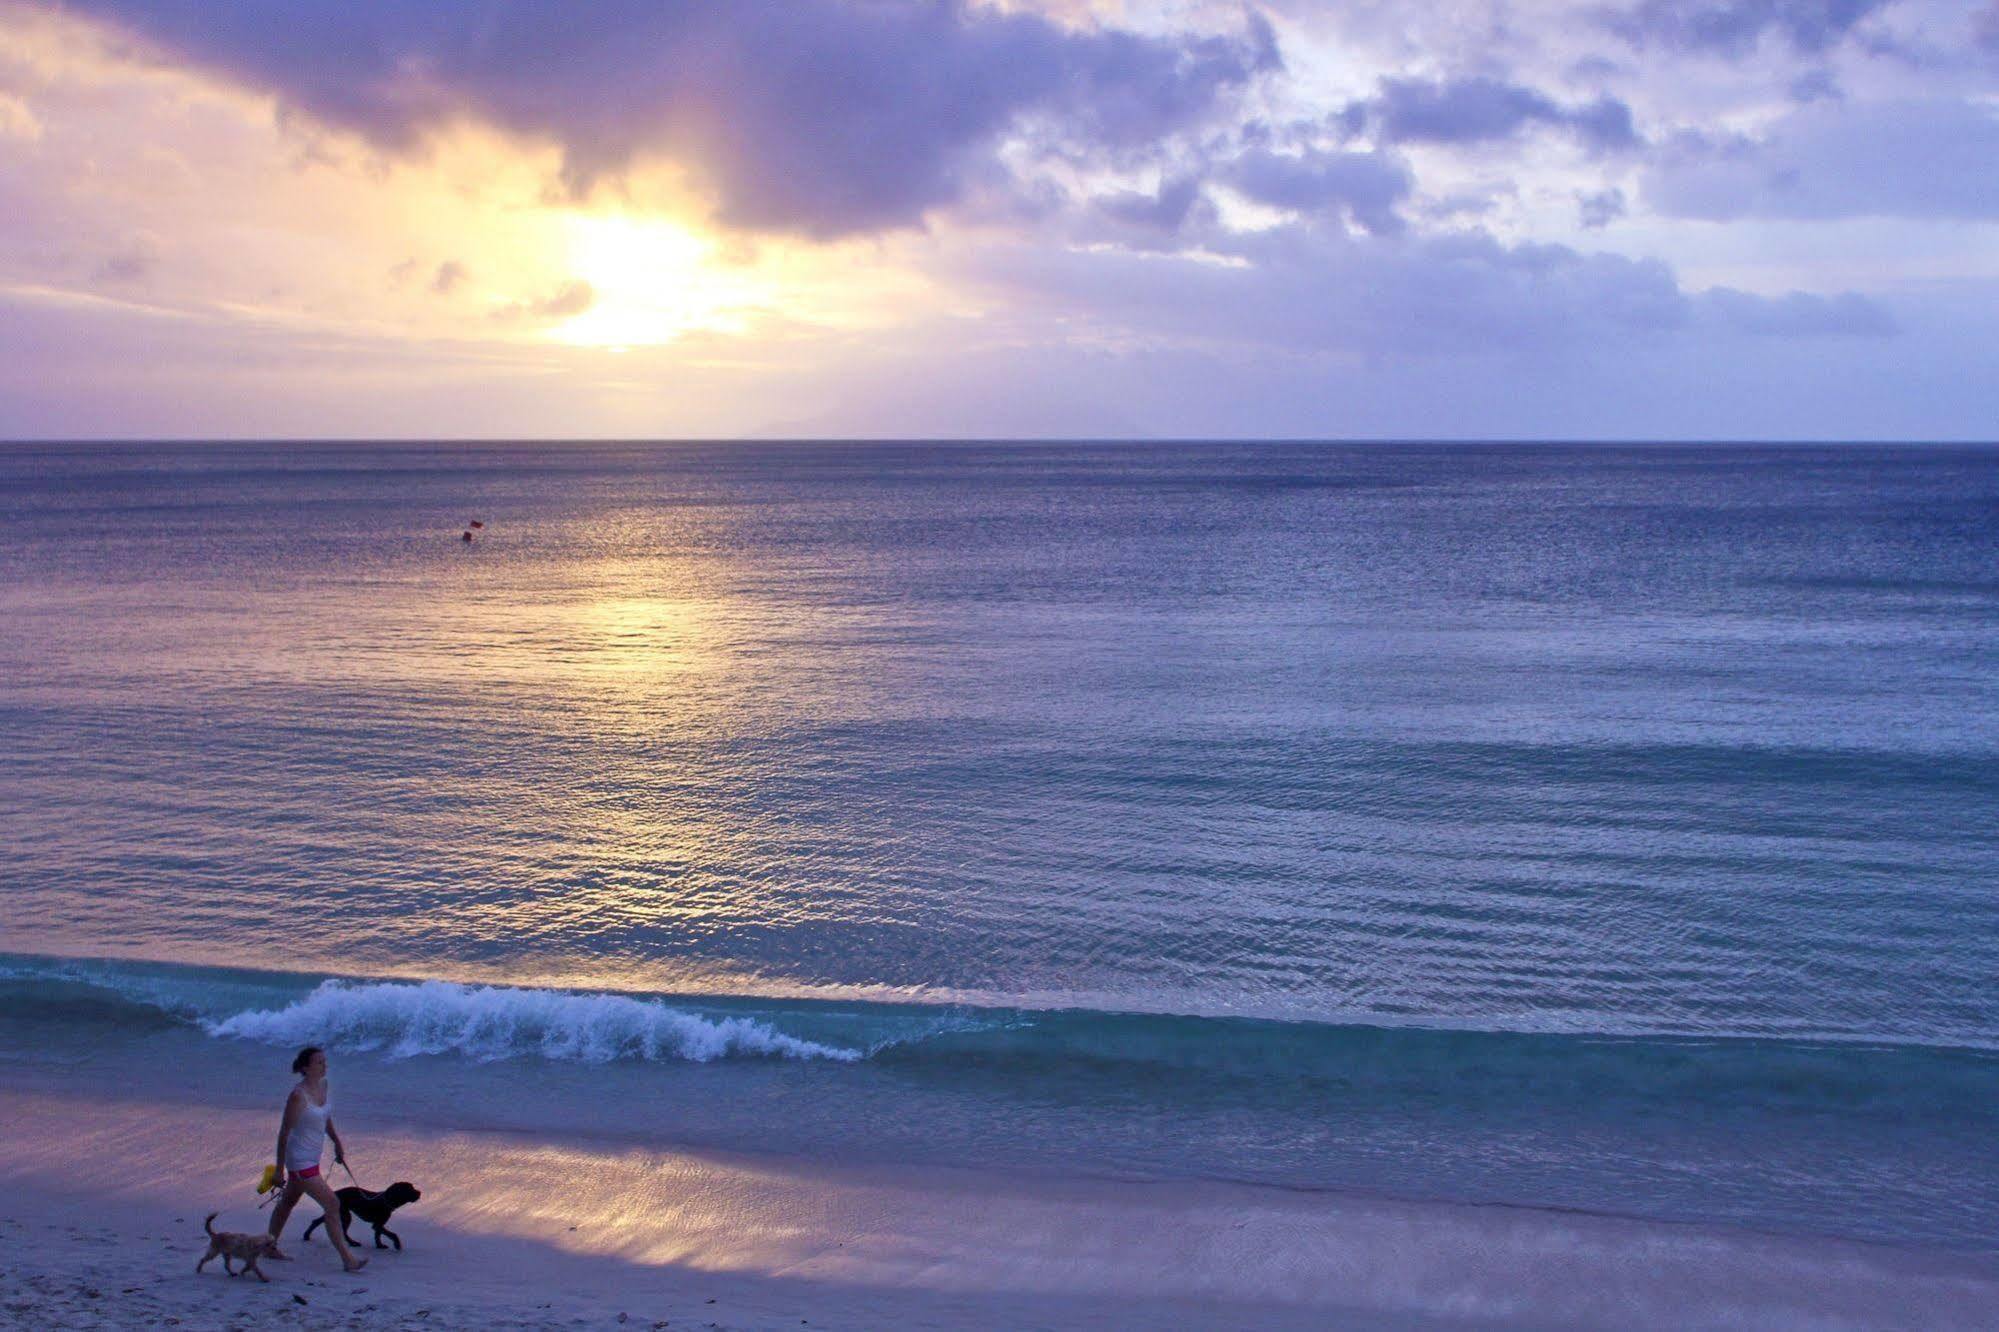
[16,942,1999,1057]
[2,1085,1995,1329]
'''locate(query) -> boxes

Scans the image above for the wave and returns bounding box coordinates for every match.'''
[202,979,864,1064]
[0,959,875,1064]
[4,955,1998,1125]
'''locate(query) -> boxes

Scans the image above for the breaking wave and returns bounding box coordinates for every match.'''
[202,979,864,1064]
[6,955,1998,1123]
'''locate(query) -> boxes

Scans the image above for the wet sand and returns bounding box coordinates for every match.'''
[1,1085,1994,1329]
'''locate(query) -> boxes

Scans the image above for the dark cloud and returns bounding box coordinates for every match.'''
[1697,286,1895,336]
[1098,176,1210,235]
[1346,76,1640,153]
[963,218,1905,371]
[59,0,1278,238]
[1605,0,1893,55]
[965,225,1693,359]
[1225,148,1413,234]
[430,260,468,295]
[1646,99,1999,220]
[1578,187,1627,228]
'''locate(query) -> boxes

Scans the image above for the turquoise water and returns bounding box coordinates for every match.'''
[1,442,1995,1248]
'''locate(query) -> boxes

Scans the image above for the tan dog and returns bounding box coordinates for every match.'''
[195,1213,281,1282]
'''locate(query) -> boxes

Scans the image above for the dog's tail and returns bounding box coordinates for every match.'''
[203,1212,219,1237]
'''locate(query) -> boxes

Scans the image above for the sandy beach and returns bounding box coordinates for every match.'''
[1,1082,1994,1330]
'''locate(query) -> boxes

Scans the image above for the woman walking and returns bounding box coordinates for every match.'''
[266,1046,367,1272]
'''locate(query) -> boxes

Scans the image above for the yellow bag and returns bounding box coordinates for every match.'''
[256,1163,282,1195]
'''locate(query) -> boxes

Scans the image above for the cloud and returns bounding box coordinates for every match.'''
[1697,286,1896,336]
[491,278,594,323]
[6,266,1984,442]
[1098,175,1211,236]
[955,211,1914,370]
[1605,0,1894,55]
[1578,187,1627,227]
[1646,99,1999,220]
[1224,148,1414,234]
[1345,76,1640,153]
[5,0,1994,443]
[94,236,158,284]
[1787,68,1841,103]
[959,225,1689,360]
[0,282,787,438]
[530,279,594,318]
[0,92,42,141]
[55,0,1279,238]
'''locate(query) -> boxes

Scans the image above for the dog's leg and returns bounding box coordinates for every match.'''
[222,1255,236,1277]
[379,1225,402,1251]
[301,1215,323,1241]
[249,1258,268,1283]
[196,1246,214,1274]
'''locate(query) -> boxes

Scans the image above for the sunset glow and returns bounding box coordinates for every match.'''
[551,215,768,350]
[0,1,1993,438]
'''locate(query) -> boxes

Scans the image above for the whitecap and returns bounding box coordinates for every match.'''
[203,979,863,1064]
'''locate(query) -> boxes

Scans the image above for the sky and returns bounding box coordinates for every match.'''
[1,0,1995,440]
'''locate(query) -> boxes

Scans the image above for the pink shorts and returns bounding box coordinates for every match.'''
[293,1165,320,1180]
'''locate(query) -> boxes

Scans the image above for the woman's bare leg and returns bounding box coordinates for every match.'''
[266,1177,306,1256]
[299,1174,366,1271]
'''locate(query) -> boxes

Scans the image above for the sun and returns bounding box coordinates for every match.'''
[550,213,766,348]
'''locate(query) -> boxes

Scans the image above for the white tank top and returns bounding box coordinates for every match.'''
[286,1087,331,1170]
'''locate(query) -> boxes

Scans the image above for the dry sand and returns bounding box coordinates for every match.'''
[1,1085,1994,1329]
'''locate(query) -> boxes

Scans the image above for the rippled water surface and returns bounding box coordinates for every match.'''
[6,441,1995,1036]
[2,441,1996,1247]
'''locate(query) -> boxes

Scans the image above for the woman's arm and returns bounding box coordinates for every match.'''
[274,1088,302,1179]
[327,1116,346,1165]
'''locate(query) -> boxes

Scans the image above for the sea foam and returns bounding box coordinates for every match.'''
[203,979,863,1064]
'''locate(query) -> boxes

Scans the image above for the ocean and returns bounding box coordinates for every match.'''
[2,441,1995,1251]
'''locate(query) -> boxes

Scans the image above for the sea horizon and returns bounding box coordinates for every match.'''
[5,436,1997,446]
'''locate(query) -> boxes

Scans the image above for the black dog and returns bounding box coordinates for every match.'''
[301,1182,422,1250]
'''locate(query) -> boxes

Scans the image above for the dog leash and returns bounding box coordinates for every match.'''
[254,1153,363,1207]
